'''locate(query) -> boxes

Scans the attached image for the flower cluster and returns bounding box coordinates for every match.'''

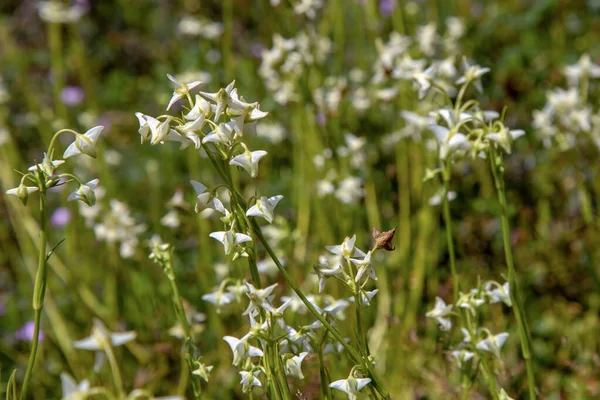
[259,31,332,104]
[533,54,600,150]
[426,282,512,373]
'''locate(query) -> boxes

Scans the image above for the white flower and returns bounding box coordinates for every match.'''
[485,282,512,307]
[202,290,236,309]
[486,127,525,154]
[60,373,90,400]
[284,352,309,379]
[209,231,252,255]
[223,336,263,366]
[329,375,372,400]
[326,235,366,259]
[166,74,203,110]
[244,282,278,315]
[456,58,490,92]
[412,65,437,99]
[239,370,262,392]
[73,319,136,351]
[335,176,364,204]
[63,126,104,159]
[6,184,38,206]
[429,125,470,160]
[161,210,180,228]
[202,121,235,145]
[229,148,267,178]
[246,195,283,223]
[499,388,516,400]
[67,179,100,207]
[476,332,509,358]
[564,54,600,87]
[450,350,475,369]
[349,251,376,282]
[426,296,453,331]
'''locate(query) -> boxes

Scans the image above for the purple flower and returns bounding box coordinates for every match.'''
[316,112,327,127]
[60,86,85,106]
[379,0,396,16]
[15,321,45,342]
[51,207,72,227]
[251,43,266,59]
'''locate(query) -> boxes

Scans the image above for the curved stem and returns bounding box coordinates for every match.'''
[20,190,48,400]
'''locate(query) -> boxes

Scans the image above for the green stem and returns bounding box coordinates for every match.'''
[164,252,203,399]
[489,150,536,399]
[103,339,125,399]
[20,190,48,400]
[442,162,459,302]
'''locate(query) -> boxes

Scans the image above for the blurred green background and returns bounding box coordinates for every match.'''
[1,0,600,398]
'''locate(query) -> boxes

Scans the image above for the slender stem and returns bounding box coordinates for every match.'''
[103,340,125,399]
[442,162,459,302]
[164,252,203,399]
[20,190,48,400]
[489,150,536,399]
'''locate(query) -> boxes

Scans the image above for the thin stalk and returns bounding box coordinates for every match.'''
[489,150,536,399]
[103,340,125,399]
[20,190,48,400]
[164,253,203,399]
[442,162,459,302]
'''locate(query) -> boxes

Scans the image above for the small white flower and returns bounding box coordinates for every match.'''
[429,125,470,160]
[476,332,509,358]
[486,282,512,307]
[456,58,490,93]
[349,251,376,282]
[450,349,475,369]
[209,230,252,255]
[426,296,453,331]
[284,352,309,379]
[486,127,525,154]
[229,147,267,178]
[499,388,516,400]
[223,336,263,366]
[329,375,372,400]
[202,120,236,145]
[73,319,136,351]
[67,179,100,207]
[239,370,262,392]
[6,184,38,206]
[166,74,203,110]
[160,210,180,228]
[246,195,283,223]
[63,126,104,159]
[244,282,278,315]
[60,373,90,400]
[412,64,437,99]
[326,235,366,259]
[202,290,236,309]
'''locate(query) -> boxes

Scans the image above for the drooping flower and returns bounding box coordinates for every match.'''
[239,370,262,392]
[475,332,509,358]
[485,282,512,307]
[67,179,99,206]
[63,126,104,159]
[246,195,283,223]
[329,375,372,400]
[229,147,268,178]
[223,335,263,366]
[60,373,90,400]
[209,230,252,255]
[284,352,309,379]
[166,74,203,110]
[6,183,38,206]
[426,296,453,331]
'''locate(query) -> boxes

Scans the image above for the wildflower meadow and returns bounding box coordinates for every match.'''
[1,1,600,399]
